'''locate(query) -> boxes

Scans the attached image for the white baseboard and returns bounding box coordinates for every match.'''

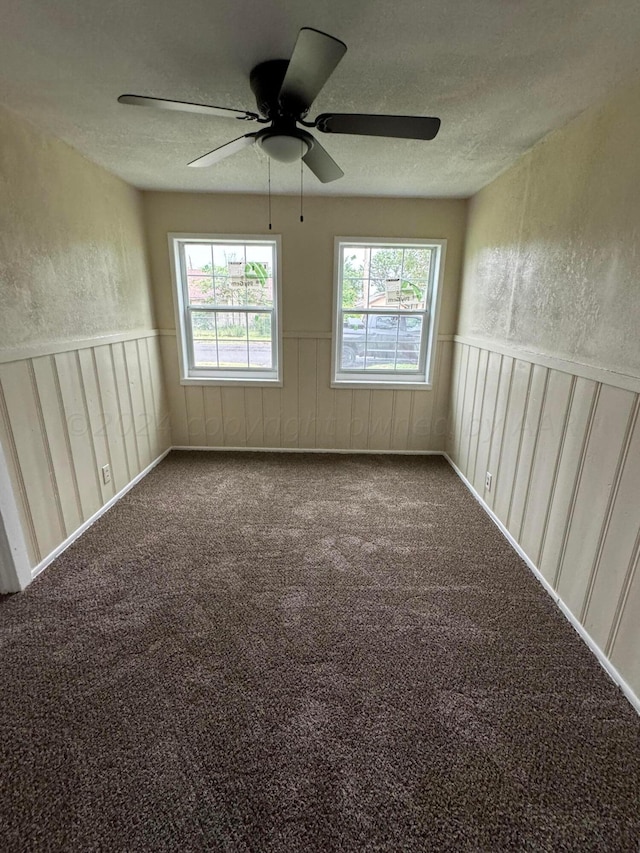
[30,447,171,582]
[443,453,640,716]
[171,446,446,455]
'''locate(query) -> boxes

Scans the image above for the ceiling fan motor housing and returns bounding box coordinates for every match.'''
[249,59,292,120]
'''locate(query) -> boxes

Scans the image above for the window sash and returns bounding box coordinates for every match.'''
[186,308,276,374]
[337,309,428,375]
[339,245,434,314]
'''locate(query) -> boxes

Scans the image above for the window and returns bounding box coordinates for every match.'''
[332,237,446,388]
[169,234,282,385]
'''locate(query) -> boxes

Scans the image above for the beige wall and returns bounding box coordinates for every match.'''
[143,192,467,450]
[450,78,640,701]
[457,77,640,378]
[0,105,155,350]
[0,107,169,590]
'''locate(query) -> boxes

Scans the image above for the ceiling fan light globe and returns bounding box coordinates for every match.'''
[259,134,310,163]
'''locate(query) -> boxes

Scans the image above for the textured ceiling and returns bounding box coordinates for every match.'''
[2,0,640,197]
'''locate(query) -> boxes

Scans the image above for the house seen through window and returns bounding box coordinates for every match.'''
[333,238,446,387]
[170,235,282,384]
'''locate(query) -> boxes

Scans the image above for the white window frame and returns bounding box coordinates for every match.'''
[331,237,446,390]
[168,233,283,386]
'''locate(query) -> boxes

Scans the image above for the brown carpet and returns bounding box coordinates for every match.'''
[1,452,639,852]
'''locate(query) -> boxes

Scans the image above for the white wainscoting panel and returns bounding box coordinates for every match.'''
[448,339,640,704]
[0,332,171,579]
[159,334,453,452]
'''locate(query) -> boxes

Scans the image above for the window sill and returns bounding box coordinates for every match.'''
[180,377,283,388]
[331,380,433,391]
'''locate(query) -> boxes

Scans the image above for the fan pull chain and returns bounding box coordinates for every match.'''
[268,158,272,231]
[300,141,304,223]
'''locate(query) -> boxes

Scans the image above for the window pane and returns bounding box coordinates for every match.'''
[370,247,403,283]
[211,244,245,272]
[187,275,215,305]
[245,244,274,266]
[341,313,366,368]
[184,243,213,273]
[341,312,423,372]
[341,278,366,309]
[190,311,219,367]
[247,313,273,368]
[214,312,249,368]
[403,248,432,281]
[342,248,366,275]
[190,311,274,370]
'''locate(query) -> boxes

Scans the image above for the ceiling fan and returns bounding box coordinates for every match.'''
[118,27,441,184]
